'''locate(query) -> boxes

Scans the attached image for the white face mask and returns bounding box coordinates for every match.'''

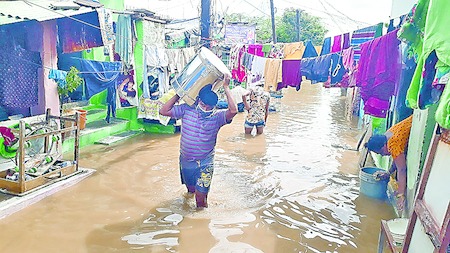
[196,103,216,118]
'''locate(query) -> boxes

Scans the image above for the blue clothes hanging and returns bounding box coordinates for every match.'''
[418,50,442,109]
[48,69,68,89]
[105,86,117,123]
[300,57,315,81]
[320,37,331,56]
[79,59,122,99]
[0,47,41,108]
[312,54,333,82]
[302,41,318,58]
[330,53,346,84]
[114,14,134,65]
[80,59,122,122]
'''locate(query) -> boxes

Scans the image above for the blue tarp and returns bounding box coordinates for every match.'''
[79,59,122,99]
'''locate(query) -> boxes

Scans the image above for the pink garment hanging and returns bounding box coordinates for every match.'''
[331,35,342,53]
[280,60,302,91]
[356,29,401,117]
[337,48,356,88]
[248,44,264,57]
[343,33,350,49]
[342,48,355,70]
[231,45,247,82]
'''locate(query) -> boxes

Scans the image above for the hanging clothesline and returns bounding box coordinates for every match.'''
[228,20,400,92]
[0,45,197,75]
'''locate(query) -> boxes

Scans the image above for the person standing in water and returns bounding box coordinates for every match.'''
[159,75,237,208]
[364,115,413,213]
[242,81,270,135]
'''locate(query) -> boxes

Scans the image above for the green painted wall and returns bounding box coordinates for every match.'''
[100,0,124,10]
[134,20,144,96]
[62,120,130,153]
[82,49,108,106]
[82,47,109,62]
[83,0,127,106]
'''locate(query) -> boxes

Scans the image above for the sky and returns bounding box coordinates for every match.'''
[126,0,395,36]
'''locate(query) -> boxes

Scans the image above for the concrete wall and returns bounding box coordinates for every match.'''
[41,20,60,117]
[26,20,59,117]
[406,140,450,252]
[405,107,436,215]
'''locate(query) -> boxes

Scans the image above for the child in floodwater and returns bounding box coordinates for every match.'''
[242,81,270,135]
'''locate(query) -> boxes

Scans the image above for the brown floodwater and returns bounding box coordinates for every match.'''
[0,83,395,253]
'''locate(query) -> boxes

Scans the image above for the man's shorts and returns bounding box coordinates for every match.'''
[179,154,214,194]
[244,120,265,128]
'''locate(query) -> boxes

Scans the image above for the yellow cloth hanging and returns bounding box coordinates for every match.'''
[263,59,282,91]
[283,42,305,60]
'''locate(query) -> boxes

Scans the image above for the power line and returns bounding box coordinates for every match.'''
[241,0,271,17]
[20,0,180,52]
[318,0,344,34]
[220,0,246,17]
[279,0,369,26]
[22,0,101,30]
[0,50,123,74]
[322,0,369,26]
[150,0,200,15]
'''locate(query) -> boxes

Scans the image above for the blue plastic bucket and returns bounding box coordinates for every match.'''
[359,167,389,200]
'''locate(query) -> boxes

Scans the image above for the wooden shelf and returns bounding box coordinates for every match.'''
[0,109,81,195]
[0,164,76,194]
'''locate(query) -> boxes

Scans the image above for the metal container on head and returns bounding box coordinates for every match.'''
[171,47,231,106]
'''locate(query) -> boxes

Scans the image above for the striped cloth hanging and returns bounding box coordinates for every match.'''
[350,23,383,62]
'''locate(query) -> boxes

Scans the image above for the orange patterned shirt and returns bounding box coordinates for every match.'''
[387,115,413,159]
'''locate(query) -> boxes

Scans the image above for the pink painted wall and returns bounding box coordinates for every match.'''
[33,20,60,117]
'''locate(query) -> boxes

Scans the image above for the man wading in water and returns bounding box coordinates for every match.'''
[159,75,237,208]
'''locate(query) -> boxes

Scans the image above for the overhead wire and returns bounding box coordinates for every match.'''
[0,51,124,74]
[149,0,199,14]
[318,0,345,34]
[241,0,271,17]
[285,0,375,37]
[279,0,370,26]
[21,0,200,51]
[322,0,369,26]
[221,0,246,16]
[1,1,201,74]
[219,0,370,41]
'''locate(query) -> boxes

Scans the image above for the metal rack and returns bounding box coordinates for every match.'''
[0,109,81,195]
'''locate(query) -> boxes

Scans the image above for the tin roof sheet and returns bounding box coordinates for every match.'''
[0,0,96,25]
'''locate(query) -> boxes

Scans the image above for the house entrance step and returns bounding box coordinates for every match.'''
[95,131,142,145]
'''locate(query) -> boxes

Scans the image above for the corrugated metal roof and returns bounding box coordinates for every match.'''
[0,0,97,26]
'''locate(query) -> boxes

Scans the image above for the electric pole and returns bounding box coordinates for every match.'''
[201,0,211,48]
[269,0,276,43]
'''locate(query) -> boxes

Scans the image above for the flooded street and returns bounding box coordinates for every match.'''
[0,83,395,253]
